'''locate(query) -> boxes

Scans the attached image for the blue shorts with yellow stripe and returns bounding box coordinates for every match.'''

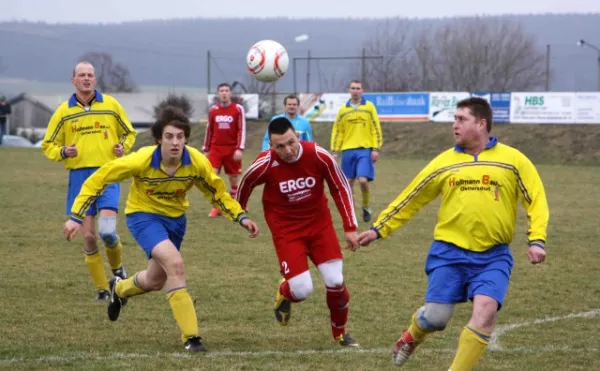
[424,240,514,310]
[67,167,120,216]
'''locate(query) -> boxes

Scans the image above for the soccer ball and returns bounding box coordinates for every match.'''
[246,40,289,83]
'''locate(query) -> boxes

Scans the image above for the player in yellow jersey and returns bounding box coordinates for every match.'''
[331,80,382,223]
[42,61,136,301]
[358,97,549,370]
[62,106,259,351]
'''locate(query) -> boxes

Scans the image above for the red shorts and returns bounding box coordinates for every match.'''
[207,146,241,175]
[272,222,343,280]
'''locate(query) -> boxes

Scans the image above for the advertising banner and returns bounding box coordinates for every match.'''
[429,92,470,122]
[471,92,511,123]
[509,92,575,124]
[574,92,600,124]
[362,92,430,121]
[299,93,350,122]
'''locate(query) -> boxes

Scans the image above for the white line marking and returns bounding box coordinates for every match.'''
[1,345,598,366]
[489,308,600,350]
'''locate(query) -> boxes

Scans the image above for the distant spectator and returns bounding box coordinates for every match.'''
[0,96,11,145]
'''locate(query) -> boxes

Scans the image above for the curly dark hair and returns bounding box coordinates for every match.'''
[151,105,191,144]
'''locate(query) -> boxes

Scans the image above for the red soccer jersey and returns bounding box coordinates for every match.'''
[203,103,246,152]
[237,142,357,236]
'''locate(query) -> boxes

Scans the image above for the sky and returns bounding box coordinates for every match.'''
[1,0,600,23]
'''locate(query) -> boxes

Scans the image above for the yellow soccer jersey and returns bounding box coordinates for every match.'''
[372,137,549,252]
[42,91,136,169]
[330,97,383,152]
[70,145,246,222]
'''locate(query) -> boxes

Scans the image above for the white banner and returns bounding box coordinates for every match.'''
[429,92,471,122]
[574,93,600,124]
[207,94,259,119]
[299,93,350,122]
[510,92,575,124]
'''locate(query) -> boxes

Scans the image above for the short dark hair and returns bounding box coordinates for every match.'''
[268,117,295,138]
[151,105,191,144]
[217,83,231,91]
[283,94,299,105]
[348,79,362,87]
[456,97,493,132]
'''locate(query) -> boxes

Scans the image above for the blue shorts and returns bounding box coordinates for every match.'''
[341,148,375,181]
[424,241,514,310]
[126,212,187,260]
[66,168,120,216]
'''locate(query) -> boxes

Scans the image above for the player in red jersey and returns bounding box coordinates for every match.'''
[203,83,247,218]
[236,117,361,347]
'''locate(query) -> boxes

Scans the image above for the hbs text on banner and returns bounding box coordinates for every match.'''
[509,92,575,124]
[471,92,511,123]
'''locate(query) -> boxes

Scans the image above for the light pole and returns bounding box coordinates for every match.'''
[577,39,600,91]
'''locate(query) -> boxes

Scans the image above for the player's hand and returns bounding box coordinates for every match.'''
[333,153,338,161]
[114,143,124,157]
[233,149,243,162]
[64,144,78,158]
[371,151,380,162]
[241,218,259,238]
[63,220,81,241]
[528,245,546,264]
[358,229,378,246]
[344,231,359,251]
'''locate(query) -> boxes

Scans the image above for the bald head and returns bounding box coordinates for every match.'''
[72,62,97,96]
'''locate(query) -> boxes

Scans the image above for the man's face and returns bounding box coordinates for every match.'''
[453,107,486,147]
[72,64,97,95]
[218,86,231,104]
[270,128,300,163]
[284,98,299,116]
[349,82,363,100]
[159,125,186,162]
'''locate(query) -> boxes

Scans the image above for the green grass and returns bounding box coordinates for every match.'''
[1,145,599,371]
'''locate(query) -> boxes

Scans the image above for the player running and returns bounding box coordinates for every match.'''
[42,61,136,301]
[203,82,246,218]
[237,116,361,348]
[358,97,549,370]
[63,106,259,352]
[331,79,382,223]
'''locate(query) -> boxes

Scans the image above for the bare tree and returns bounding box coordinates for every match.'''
[237,75,276,94]
[361,17,546,92]
[78,52,138,93]
[360,19,421,92]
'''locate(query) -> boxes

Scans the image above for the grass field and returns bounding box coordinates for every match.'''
[1,140,600,371]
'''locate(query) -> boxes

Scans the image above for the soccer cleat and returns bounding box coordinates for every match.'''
[184,336,208,352]
[392,329,420,367]
[112,266,128,280]
[362,207,372,222]
[337,333,360,348]
[107,277,127,321]
[273,278,292,326]
[208,207,221,218]
[95,289,110,301]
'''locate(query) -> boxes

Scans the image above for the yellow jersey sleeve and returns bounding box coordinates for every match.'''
[515,151,549,247]
[41,105,67,161]
[372,156,443,238]
[190,151,246,223]
[113,99,137,153]
[369,103,383,150]
[70,152,143,222]
[330,109,344,153]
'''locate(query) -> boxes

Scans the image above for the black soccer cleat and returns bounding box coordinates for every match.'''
[112,266,128,280]
[184,336,208,352]
[95,289,110,301]
[107,277,127,321]
[362,207,372,223]
[337,333,360,348]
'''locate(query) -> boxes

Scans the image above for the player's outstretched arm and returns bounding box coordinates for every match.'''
[364,158,443,244]
[235,153,269,211]
[516,152,550,264]
[114,100,137,154]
